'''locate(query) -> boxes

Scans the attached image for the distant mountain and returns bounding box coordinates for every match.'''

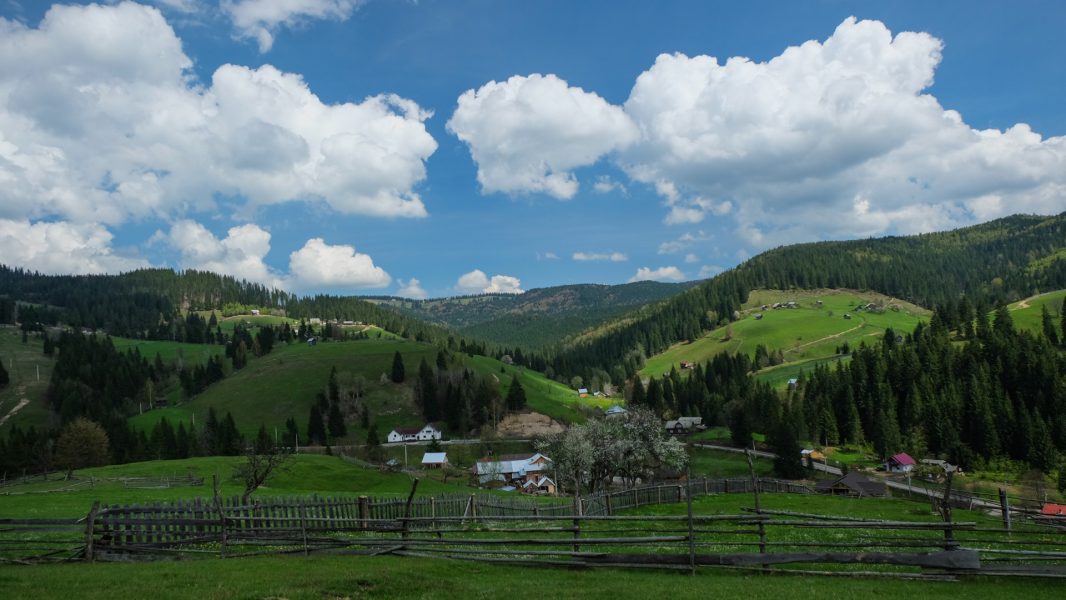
[363,281,699,349]
[552,212,1066,378]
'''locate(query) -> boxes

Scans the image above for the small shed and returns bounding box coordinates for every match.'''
[421,452,449,469]
[815,472,887,497]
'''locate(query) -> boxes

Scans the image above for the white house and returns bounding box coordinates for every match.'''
[473,453,552,486]
[386,423,443,443]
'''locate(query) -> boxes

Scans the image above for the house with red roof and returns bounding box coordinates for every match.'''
[884,452,916,473]
[1041,503,1066,517]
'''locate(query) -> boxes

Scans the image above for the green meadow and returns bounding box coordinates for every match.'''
[0,329,54,434]
[1007,289,1066,334]
[641,289,928,384]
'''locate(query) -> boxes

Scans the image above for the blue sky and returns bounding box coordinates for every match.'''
[1,1,1064,298]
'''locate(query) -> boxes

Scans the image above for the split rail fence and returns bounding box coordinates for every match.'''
[2,473,1065,579]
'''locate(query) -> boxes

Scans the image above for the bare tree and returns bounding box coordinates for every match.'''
[233,432,291,503]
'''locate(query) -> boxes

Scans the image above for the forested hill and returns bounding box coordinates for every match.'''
[0,268,464,350]
[364,281,698,349]
[551,212,1066,378]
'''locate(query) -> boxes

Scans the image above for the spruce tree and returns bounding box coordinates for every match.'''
[1061,298,1066,347]
[505,375,526,411]
[769,419,806,479]
[1041,305,1060,345]
[0,359,8,387]
[390,351,405,383]
[328,402,347,439]
[307,404,327,445]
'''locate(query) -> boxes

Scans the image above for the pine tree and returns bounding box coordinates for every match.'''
[390,351,405,383]
[366,422,381,447]
[505,375,526,411]
[328,366,340,406]
[1061,298,1066,347]
[1041,305,1060,345]
[328,402,347,439]
[769,419,806,479]
[0,359,8,387]
[307,404,327,445]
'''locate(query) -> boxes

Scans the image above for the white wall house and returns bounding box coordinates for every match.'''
[387,423,443,443]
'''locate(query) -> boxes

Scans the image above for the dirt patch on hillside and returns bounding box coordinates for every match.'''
[496,411,566,438]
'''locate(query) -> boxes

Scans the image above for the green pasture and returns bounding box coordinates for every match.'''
[1007,289,1065,334]
[754,355,852,389]
[0,454,465,519]
[131,338,437,440]
[641,289,928,378]
[0,329,54,434]
[110,337,224,368]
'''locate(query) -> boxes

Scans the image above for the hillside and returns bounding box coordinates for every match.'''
[366,281,696,349]
[553,213,1066,379]
[640,289,930,385]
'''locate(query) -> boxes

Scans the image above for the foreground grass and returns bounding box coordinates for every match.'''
[0,553,1056,599]
[0,329,53,434]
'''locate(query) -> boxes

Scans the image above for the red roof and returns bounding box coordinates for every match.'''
[889,453,915,466]
[1041,504,1066,517]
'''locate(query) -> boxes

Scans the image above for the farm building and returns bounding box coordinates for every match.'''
[605,406,627,419]
[521,476,557,495]
[472,453,552,487]
[885,452,916,473]
[421,452,448,469]
[755,313,763,320]
[664,416,704,434]
[1041,504,1066,517]
[787,378,798,388]
[386,423,443,444]
[577,388,589,398]
[250,309,260,315]
[800,448,825,461]
[815,472,887,497]
[843,313,852,320]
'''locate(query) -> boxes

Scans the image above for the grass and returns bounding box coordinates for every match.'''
[1007,289,1065,334]
[641,289,928,381]
[0,329,54,435]
[0,454,470,519]
[689,447,773,478]
[133,338,438,439]
[1,553,1058,600]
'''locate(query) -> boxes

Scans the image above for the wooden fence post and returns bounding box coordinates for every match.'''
[746,450,767,568]
[84,501,100,562]
[605,492,613,516]
[214,493,228,557]
[940,470,956,550]
[299,502,309,556]
[999,488,1011,531]
[359,496,369,530]
[686,465,695,575]
[572,493,582,554]
[402,479,420,543]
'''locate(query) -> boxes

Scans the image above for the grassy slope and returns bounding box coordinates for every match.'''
[0,329,54,434]
[0,454,465,518]
[641,289,929,386]
[1007,289,1066,333]
[129,338,438,439]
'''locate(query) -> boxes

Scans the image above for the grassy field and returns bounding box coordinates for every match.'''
[1007,289,1065,334]
[128,338,438,439]
[109,337,224,367]
[0,329,54,435]
[641,289,928,381]
[464,355,615,424]
[0,454,471,519]
[2,553,1057,600]
[689,447,773,477]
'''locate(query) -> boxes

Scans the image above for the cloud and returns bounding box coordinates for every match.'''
[458,17,1066,245]
[684,253,699,264]
[396,278,428,300]
[628,266,685,283]
[447,74,640,199]
[0,219,148,275]
[572,251,627,262]
[164,220,284,288]
[593,176,626,195]
[540,252,559,260]
[657,231,709,255]
[455,269,524,294]
[0,2,435,227]
[698,265,724,278]
[288,238,390,290]
[222,0,362,52]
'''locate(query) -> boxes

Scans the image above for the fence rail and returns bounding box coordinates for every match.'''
[2,473,1065,579]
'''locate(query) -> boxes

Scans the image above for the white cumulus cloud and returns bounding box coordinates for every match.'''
[395,278,428,300]
[572,251,627,262]
[288,238,390,290]
[222,0,362,52]
[447,74,639,199]
[0,219,148,275]
[628,266,685,283]
[0,2,435,227]
[164,220,284,288]
[455,269,524,295]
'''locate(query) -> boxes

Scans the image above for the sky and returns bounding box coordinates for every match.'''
[1,1,1064,299]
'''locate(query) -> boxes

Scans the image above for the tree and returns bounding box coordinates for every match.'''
[390,351,405,383]
[505,375,526,411]
[307,404,327,445]
[1061,298,1066,347]
[0,359,8,387]
[327,402,347,439]
[769,419,806,479]
[1041,305,1060,345]
[54,418,109,473]
[233,435,290,502]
